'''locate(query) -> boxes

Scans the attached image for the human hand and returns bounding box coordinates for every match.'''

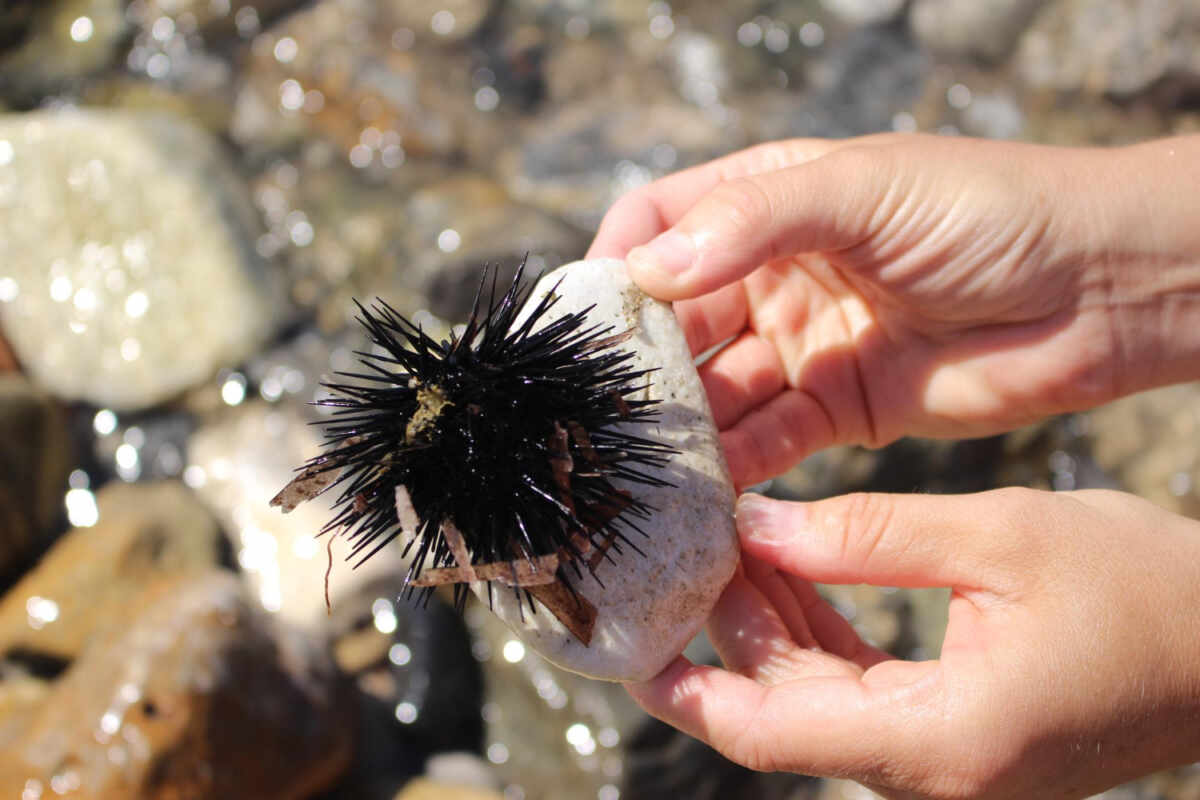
[626,488,1200,799]
[588,134,1200,488]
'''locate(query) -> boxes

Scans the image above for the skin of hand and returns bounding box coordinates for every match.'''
[590,134,1200,795]
[587,133,1200,489]
[626,488,1200,799]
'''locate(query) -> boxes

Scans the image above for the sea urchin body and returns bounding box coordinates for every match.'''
[274,259,676,641]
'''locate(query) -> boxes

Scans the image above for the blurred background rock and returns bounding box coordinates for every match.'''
[0,1,1197,798]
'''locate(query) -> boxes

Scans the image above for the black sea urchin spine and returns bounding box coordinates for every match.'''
[300,260,676,612]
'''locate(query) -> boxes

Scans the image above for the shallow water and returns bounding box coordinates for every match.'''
[0,1,1198,798]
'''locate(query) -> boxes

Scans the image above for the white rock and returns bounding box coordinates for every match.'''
[189,402,407,632]
[471,258,739,682]
[0,110,280,411]
[820,0,906,27]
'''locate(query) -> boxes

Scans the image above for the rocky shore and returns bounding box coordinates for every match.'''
[0,1,1197,798]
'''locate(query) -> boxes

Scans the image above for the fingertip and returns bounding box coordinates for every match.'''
[623,655,694,707]
[735,494,811,568]
[588,190,668,260]
[625,231,698,301]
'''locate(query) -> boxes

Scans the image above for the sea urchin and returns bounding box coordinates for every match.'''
[272,260,677,644]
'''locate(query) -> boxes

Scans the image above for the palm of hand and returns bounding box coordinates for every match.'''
[642,145,1116,487]
[631,489,1200,800]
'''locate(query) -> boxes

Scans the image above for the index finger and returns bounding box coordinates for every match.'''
[586,138,845,260]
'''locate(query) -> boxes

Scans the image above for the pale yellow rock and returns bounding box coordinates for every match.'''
[395,777,503,800]
[471,258,739,682]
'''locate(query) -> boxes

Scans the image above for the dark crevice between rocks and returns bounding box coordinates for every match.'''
[3,647,70,681]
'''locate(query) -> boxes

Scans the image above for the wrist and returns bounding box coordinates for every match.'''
[1081,136,1200,397]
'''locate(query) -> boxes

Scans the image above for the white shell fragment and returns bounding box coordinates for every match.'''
[473,258,739,682]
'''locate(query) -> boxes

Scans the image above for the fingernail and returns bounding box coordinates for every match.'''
[627,230,695,276]
[735,494,802,543]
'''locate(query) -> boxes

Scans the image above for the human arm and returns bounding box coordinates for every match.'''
[588,134,1200,488]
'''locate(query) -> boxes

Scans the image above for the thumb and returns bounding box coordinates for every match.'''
[735,489,1037,589]
[625,150,885,301]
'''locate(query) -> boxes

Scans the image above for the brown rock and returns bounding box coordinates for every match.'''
[1016,0,1200,97]
[0,375,72,582]
[395,778,503,800]
[496,99,741,229]
[0,481,221,661]
[383,0,495,43]
[232,3,478,160]
[189,403,410,631]
[0,571,352,800]
[0,329,16,371]
[1087,383,1200,519]
[393,173,587,319]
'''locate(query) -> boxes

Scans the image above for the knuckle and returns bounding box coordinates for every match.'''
[602,188,648,223]
[726,740,775,773]
[831,492,897,569]
[720,721,779,773]
[703,177,774,240]
[981,486,1048,544]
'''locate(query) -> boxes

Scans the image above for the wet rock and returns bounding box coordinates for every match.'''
[508,0,658,32]
[394,778,503,800]
[770,435,1009,502]
[817,780,886,799]
[0,0,37,52]
[821,0,906,27]
[232,2,481,161]
[384,0,496,43]
[0,659,50,747]
[0,0,128,103]
[423,752,499,792]
[910,0,1041,64]
[0,110,281,411]
[188,401,408,631]
[541,37,649,105]
[1087,383,1200,520]
[462,597,644,800]
[248,154,450,324]
[1015,0,1200,97]
[392,174,587,320]
[89,408,195,484]
[132,0,307,41]
[81,76,236,138]
[0,329,15,372]
[477,259,739,681]
[0,571,353,800]
[498,99,741,229]
[327,579,483,797]
[0,375,72,584]
[622,714,822,800]
[0,481,222,662]
[1137,765,1200,799]
[959,89,1025,139]
[743,24,928,140]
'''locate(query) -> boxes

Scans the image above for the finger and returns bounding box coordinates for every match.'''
[587,189,668,260]
[775,572,893,668]
[626,149,888,301]
[719,388,838,489]
[707,570,822,680]
[740,553,817,648]
[742,555,893,669]
[698,332,786,429]
[625,657,897,776]
[671,281,749,356]
[588,139,846,260]
[735,490,1033,590]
